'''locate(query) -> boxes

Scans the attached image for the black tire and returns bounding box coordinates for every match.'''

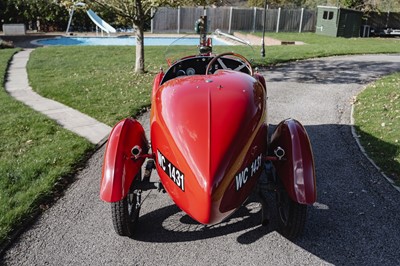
[276,187,307,240]
[111,177,141,237]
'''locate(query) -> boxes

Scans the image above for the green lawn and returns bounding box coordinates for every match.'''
[28,46,166,126]
[0,49,93,245]
[1,32,399,245]
[354,73,400,184]
[255,32,400,65]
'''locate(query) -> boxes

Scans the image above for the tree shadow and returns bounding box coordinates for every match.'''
[131,123,400,265]
[134,192,273,243]
[294,124,400,265]
[266,57,400,85]
[353,125,399,182]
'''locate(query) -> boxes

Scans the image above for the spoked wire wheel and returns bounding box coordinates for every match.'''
[275,182,307,240]
[111,172,141,237]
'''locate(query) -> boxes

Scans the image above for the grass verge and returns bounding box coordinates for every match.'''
[28,46,167,126]
[254,32,400,65]
[353,73,400,185]
[0,49,93,246]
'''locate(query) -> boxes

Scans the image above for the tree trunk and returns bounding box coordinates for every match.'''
[134,26,145,74]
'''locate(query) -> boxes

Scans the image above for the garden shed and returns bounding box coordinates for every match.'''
[316,6,363,38]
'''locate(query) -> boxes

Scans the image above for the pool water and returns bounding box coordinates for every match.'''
[35,36,230,46]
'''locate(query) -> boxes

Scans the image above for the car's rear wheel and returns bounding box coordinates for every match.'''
[275,186,307,240]
[111,174,141,237]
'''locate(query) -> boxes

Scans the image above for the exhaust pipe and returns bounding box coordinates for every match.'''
[131,145,142,160]
[274,146,285,160]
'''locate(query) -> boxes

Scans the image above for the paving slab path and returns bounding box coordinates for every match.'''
[5,49,111,144]
[1,54,400,265]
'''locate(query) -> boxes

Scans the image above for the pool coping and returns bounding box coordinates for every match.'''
[30,34,235,47]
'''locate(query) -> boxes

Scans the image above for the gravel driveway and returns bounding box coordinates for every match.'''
[1,54,400,265]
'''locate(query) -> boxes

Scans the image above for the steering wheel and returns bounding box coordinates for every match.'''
[205,52,254,76]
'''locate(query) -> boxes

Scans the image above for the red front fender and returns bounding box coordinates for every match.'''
[269,119,316,204]
[100,118,148,202]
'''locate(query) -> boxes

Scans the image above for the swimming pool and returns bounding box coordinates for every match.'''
[34,36,231,46]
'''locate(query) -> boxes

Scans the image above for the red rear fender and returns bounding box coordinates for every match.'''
[253,73,266,90]
[269,119,316,204]
[100,118,148,202]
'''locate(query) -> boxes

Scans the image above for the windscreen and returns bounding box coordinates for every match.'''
[163,32,257,67]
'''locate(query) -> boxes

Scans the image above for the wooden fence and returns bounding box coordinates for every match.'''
[151,7,317,34]
[365,11,400,29]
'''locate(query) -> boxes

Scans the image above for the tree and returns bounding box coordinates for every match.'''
[55,0,223,73]
[341,0,383,11]
[90,0,224,73]
[2,0,67,31]
[342,0,365,9]
[87,0,176,73]
[247,0,306,8]
[303,0,339,8]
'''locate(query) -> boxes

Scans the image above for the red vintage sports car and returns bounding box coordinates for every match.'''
[100,17,316,240]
